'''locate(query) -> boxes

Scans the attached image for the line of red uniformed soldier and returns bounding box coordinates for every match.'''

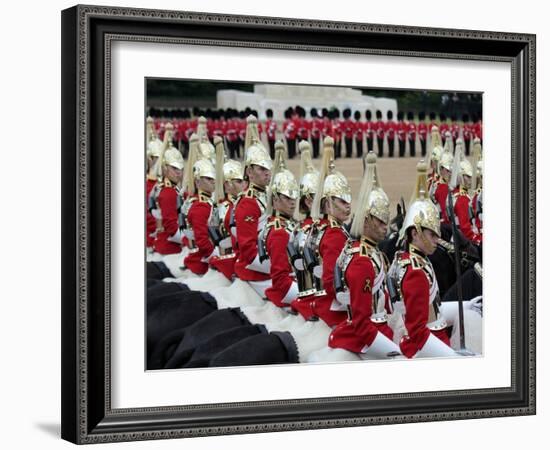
[149,108,482,160]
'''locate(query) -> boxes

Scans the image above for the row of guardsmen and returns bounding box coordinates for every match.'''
[146,114,483,359]
[150,108,483,161]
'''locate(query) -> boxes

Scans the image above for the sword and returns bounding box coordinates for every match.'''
[446,190,474,356]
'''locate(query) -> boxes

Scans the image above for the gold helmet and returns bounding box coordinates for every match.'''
[147,139,163,158]
[272,141,299,199]
[244,142,272,170]
[311,137,351,219]
[193,158,216,180]
[439,151,454,172]
[459,159,473,178]
[223,160,244,181]
[244,115,272,170]
[162,145,184,170]
[400,161,440,240]
[350,152,390,238]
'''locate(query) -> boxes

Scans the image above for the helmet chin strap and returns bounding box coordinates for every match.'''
[328,197,347,220]
[414,224,433,252]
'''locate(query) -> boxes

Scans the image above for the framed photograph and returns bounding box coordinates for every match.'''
[61,4,536,444]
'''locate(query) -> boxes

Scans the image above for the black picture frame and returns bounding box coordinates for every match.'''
[61,4,536,444]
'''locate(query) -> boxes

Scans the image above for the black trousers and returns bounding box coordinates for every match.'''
[311,137,320,158]
[377,137,384,157]
[408,138,416,157]
[344,137,353,157]
[355,138,363,158]
[398,139,406,157]
[366,137,374,153]
[388,138,395,157]
[420,139,427,157]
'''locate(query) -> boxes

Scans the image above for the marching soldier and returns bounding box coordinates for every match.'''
[417,111,428,157]
[389,161,458,358]
[329,153,401,358]
[264,108,277,159]
[385,110,397,157]
[233,117,273,297]
[306,137,352,327]
[364,110,375,153]
[396,111,407,157]
[374,110,385,157]
[407,111,417,157]
[310,108,323,158]
[209,137,246,280]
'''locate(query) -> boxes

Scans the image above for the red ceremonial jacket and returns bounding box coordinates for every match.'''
[418,122,427,141]
[264,215,298,307]
[433,181,450,224]
[453,187,482,245]
[311,216,348,327]
[393,247,451,358]
[234,183,271,281]
[183,191,215,275]
[153,180,182,255]
[210,196,239,280]
[329,238,393,353]
[146,177,157,247]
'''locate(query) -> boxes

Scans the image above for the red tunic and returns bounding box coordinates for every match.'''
[264,216,297,307]
[183,192,215,275]
[397,121,407,142]
[385,120,397,140]
[329,240,393,353]
[153,182,182,255]
[146,177,157,247]
[234,185,270,282]
[311,217,348,327]
[453,188,482,245]
[407,121,417,141]
[433,181,450,224]
[395,249,451,358]
[418,122,428,142]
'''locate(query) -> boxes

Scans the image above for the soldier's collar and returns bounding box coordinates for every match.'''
[146,174,157,181]
[360,236,378,248]
[275,210,292,221]
[327,214,341,224]
[249,182,266,192]
[409,244,427,259]
[197,189,212,198]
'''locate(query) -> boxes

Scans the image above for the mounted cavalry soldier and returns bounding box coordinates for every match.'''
[146,116,164,249]
[151,124,186,255]
[233,115,273,297]
[432,135,454,224]
[426,125,443,193]
[208,137,245,280]
[449,140,482,245]
[328,152,401,358]
[389,161,458,358]
[305,137,352,327]
[259,143,301,307]
[178,130,218,274]
[289,141,322,319]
